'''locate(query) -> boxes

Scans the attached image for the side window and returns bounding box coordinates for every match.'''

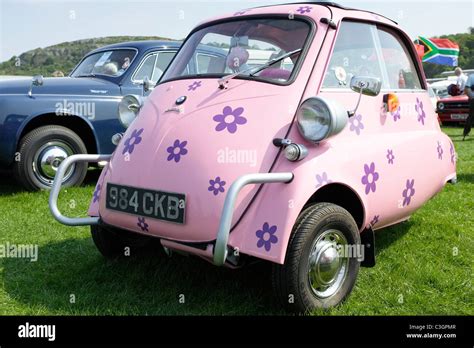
[133,54,157,82]
[377,28,422,90]
[153,51,176,82]
[322,21,384,89]
[196,53,226,74]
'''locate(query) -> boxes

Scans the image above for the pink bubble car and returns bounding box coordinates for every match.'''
[50,2,457,312]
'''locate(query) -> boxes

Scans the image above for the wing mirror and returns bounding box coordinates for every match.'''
[28,75,44,98]
[142,76,155,94]
[349,76,381,116]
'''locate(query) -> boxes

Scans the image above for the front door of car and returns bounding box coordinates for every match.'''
[319,20,436,228]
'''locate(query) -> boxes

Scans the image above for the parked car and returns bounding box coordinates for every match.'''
[50,2,457,313]
[437,94,469,124]
[0,40,226,190]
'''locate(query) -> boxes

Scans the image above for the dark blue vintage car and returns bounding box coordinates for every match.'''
[0,40,227,190]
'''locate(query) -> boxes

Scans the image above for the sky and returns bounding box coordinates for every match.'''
[0,0,472,62]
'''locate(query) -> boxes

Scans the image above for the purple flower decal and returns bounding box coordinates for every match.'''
[256,222,278,252]
[392,106,401,122]
[315,172,332,188]
[137,217,149,232]
[213,106,247,134]
[122,128,144,155]
[437,141,443,160]
[415,98,426,125]
[370,215,380,228]
[402,179,416,207]
[361,162,380,195]
[166,139,188,163]
[450,142,455,164]
[188,81,202,91]
[386,149,395,165]
[349,114,364,135]
[93,183,101,203]
[208,176,226,196]
[296,6,312,14]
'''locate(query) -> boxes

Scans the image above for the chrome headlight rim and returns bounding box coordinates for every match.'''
[437,102,445,111]
[296,96,348,143]
[118,94,142,128]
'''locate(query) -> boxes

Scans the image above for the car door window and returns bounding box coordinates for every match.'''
[322,21,385,89]
[133,54,157,82]
[377,28,422,90]
[153,51,176,82]
[196,53,226,74]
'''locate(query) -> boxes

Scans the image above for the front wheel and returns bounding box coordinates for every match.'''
[14,125,88,190]
[272,202,361,313]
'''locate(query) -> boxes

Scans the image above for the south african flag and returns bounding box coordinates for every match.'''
[417,36,459,66]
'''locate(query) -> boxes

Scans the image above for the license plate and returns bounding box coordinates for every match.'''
[106,183,186,224]
[451,113,468,120]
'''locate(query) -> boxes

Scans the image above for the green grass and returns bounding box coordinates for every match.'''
[0,127,472,315]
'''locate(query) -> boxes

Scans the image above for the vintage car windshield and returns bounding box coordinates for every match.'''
[71,49,137,78]
[161,18,312,84]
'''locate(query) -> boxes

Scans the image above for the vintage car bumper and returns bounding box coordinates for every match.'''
[49,154,293,266]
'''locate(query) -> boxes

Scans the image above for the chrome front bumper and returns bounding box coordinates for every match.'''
[49,154,293,266]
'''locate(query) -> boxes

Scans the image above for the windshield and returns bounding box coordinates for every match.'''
[161,18,312,84]
[71,49,137,78]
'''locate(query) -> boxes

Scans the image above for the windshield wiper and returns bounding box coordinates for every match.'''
[217,48,302,89]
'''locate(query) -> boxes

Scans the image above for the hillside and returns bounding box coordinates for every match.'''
[0,36,175,77]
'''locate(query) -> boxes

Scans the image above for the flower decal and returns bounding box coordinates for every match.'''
[386,149,395,165]
[392,106,401,122]
[256,222,278,252]
[234,10,247,16]
[315,172,332,188]
[122,128,144,155]
[450,142,455,164]
[370,215,380,228]
[415,98,426,125]
[437,141,443,160]
[188,81,202,91]
[166,139,188,163]
[137,217,149,232]
[208,176,226,196]
[92,184,101,203]
[349,114,364,135]
[213,106,247,134]
[402,179,416,207]
[296,6,312,14]
[361,162,379,194]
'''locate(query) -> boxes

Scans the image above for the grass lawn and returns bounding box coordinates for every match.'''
[0,126,472,315]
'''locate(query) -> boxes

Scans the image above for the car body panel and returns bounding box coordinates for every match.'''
[437,94,469,123]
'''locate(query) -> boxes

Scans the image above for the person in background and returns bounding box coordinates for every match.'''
[463,73,474,140]
[455,67,468,92]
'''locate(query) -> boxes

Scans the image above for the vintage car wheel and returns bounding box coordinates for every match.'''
[14,125,88,191]
[272,202,361,313]
[91,225,155,259]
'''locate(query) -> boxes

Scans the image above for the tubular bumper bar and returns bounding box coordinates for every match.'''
[49,154,293,266]
[213,172,293,266]
[49,154,112,226]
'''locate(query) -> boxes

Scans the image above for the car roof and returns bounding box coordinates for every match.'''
[253,2,397,24]
[89,40,182,54]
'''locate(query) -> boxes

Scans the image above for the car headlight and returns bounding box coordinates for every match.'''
[437,102,444,111]
[118,94,142,128]
[296,97,348,143]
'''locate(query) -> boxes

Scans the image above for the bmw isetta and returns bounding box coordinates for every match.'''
[49,2,457,313]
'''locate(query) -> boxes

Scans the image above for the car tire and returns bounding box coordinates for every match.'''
[91,225,154,260]
[272,202,361,313]
[14,125,88,191]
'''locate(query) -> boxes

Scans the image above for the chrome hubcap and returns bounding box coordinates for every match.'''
[32,141,75,185]
[308,229,348,298]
